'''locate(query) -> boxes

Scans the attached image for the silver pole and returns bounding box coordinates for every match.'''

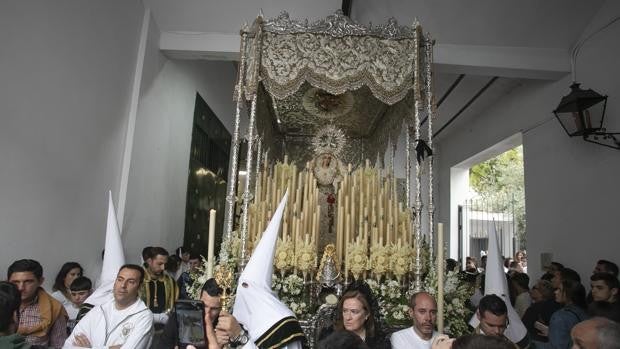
[425,36,435,266]
[405,126,411,209]
[221,31,248,264]
[254,137,262,202]
[239,97,258,270]
[412,24,423,292]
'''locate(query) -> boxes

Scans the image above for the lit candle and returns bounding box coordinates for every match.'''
[207,209,216,278]
[437,223,445,333]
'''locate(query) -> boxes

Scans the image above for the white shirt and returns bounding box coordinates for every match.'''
[51,290,80,320]
[63,298,153,349]
[391,327,438,349]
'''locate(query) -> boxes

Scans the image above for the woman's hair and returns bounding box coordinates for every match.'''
[561,278,587,309]
[334,282,379,338]
[52,262,83,292]
[452,334,516,349]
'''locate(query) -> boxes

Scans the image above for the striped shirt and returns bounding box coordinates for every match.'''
[19,297,68,348]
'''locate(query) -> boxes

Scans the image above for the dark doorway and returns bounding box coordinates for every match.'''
[183,93,231,255]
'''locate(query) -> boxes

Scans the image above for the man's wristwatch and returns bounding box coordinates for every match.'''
[230,327,249,347]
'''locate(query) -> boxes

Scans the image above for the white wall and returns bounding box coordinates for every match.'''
[122,32,238,263]
[0,1,144,287]
[436,0,620,283]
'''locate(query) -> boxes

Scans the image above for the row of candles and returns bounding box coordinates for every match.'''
[249,156,320,251]
[336,160,414,279]
[247,157,415,278]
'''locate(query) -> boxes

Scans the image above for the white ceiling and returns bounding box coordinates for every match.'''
[144,0,603,49]
[143,0,606,141]
[351,0,603,48]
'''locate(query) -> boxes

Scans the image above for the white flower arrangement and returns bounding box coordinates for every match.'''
[364,278,409,326]
[380,279,401,301]
[271,273,309,316]
[416,267,473,337]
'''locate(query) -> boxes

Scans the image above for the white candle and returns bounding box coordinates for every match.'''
[437,223,445,333]
[207,209,216,278]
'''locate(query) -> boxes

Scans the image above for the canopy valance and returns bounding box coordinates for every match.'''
[243,11,424,105]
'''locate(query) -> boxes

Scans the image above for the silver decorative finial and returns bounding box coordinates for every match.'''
[258,8,264,18]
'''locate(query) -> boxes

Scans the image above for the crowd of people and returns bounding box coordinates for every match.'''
[2,246,620,349]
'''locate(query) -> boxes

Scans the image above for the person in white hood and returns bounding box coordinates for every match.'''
[63,264,153,349]
[231,192,306,349]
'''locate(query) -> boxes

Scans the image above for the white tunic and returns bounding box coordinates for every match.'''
[51,290,80,320]
[63,298,153,349]
[390,327,438,349]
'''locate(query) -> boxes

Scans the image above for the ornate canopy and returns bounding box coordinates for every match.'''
[221,10,437,297]
[243,10,424,106]
[237,10,432,168]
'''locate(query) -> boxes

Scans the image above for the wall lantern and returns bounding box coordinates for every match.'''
[553,83,619,149]
[553,16,620,150]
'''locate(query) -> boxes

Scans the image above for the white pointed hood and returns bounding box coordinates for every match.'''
[232,191,293,341]
[469,221,527,342]
[84,191,126,306]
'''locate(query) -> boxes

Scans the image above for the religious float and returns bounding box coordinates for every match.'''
[189,10,473,346]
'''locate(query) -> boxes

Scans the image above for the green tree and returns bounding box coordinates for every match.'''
[469,146,526,248]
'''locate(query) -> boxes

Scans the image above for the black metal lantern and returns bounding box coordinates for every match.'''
[553,83,619,150]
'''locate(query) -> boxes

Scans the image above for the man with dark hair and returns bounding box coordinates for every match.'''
[159,277,246,349]
[141,246,154,267]
[571,317,620,349]
[0,281,31,348]
[8,259,68,348]
[476,294,508,337]
[141,247,179,346]
[590,273,620,321]
[141,247,179,323]
[177,251,203,300]
[590,273,619,303]
[594,260,619,278]
[390,292,438,349]
[63,264,153,348]
[474,294,531,349]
